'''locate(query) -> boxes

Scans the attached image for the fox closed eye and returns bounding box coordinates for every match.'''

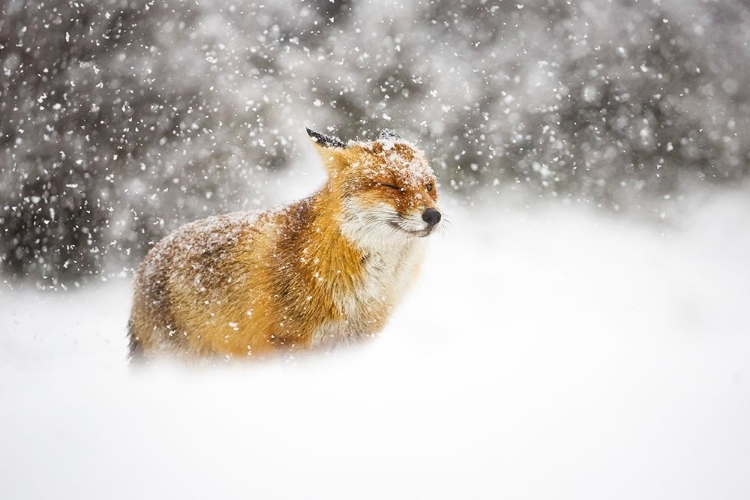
[379,183,402,191]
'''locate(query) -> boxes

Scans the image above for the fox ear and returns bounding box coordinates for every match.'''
[377,129,402,141]
[307,127,350,174]
[306,127,346,149]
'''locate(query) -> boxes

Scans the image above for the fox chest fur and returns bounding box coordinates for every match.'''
[128,128,440,360]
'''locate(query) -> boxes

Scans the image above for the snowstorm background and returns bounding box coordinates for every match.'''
[1,0,750,498]
[1,0,749,286]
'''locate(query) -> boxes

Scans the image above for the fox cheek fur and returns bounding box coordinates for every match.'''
[127,127,441,360]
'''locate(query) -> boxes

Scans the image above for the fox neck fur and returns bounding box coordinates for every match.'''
[269,185,428,350]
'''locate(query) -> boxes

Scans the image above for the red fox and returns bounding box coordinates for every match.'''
[128,128,441,359]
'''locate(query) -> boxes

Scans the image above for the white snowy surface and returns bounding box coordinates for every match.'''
[1,192,750,500]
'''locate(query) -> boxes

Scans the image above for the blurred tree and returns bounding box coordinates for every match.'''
[1,0,749,286]
[0,0,295,286]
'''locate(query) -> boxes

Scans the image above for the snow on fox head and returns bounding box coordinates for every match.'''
[307,127,441,249]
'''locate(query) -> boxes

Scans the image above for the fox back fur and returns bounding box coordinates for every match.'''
[128,128,441,359]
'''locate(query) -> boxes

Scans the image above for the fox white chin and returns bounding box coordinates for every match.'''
[389,219,434,238]
[339,200,437,250]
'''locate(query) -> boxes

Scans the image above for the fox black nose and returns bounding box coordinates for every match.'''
[422,208,441,227]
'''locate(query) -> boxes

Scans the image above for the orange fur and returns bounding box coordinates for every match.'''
[128,129,440,360]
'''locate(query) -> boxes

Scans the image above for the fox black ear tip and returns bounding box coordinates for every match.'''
[378,129,402,141]
[306,127,346,148]
[306,127,323,143]
[306,127,320,141]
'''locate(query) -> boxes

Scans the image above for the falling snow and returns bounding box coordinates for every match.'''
[1,0,749,285]
[1,0,750,497]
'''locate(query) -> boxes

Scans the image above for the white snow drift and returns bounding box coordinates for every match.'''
[1,190,749,500]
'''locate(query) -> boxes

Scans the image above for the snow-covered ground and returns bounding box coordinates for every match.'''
[1,190,749,500]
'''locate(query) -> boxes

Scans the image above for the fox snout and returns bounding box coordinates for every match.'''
[422,208,441,228]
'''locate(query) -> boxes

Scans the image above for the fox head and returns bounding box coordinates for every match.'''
[307,127,441,247]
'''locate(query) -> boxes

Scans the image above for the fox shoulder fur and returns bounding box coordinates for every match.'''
[128,128,441,359]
